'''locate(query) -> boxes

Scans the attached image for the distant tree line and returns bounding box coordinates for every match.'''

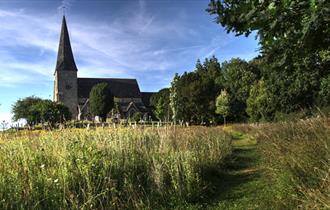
[151,56,261,124]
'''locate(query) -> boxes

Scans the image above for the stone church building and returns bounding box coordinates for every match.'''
[53,16,155,120]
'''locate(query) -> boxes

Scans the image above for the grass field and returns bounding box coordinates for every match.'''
[0,119,329,209]
[0,127,232,210]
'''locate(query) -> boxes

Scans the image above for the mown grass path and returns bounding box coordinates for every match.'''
[202,127,273,210]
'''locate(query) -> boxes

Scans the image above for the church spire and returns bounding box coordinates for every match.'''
[55,16,78,73]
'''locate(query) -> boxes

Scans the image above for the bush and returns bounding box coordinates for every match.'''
[131,112,142,122]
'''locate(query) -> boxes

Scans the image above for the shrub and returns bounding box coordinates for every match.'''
[131,112,142,122]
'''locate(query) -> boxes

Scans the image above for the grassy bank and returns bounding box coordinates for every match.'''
[0,127,232,210]
[256,118,330,209]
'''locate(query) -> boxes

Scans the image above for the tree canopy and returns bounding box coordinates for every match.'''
[216,90,230,125]
[169,56,223,124]
[89,83,114,121]
[207,0,330,121]
[12,97,71,126]
[150,88,172,121]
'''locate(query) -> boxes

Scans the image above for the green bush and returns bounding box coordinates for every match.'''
[131,112,142,122]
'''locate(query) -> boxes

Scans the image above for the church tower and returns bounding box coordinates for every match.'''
[53,16,78,118]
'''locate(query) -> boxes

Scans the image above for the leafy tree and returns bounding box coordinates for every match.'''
[12,97,71,127]
[222,58,259,121]
[170,57,223,124]
[195,56,223,123]
[246,81,274,122]
[36,100,71,126]
[207,0,330,115]
[318,75,330,106]
[216,90,230,125]
[89,83,114,122]
[170,73,182,123]
[150,88,172,121]
[12,96,43,125]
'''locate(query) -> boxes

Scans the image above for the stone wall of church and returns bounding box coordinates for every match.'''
[54,71,78,118]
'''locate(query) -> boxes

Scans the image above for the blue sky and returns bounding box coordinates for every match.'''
[0,0,259,123]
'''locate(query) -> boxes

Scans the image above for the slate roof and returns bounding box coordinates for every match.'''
[77,78,142,98]
[55,16,78,73]
[141,92,155,107]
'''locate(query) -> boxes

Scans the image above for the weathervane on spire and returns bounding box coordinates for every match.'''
[62,6,66,16]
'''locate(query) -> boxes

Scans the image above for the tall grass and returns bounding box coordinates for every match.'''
[0,127,231,209]
[256,118,330,209]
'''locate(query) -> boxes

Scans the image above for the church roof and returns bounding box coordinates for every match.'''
[78,78,142,98]
[141,92,155,107]
[55,16,78,73]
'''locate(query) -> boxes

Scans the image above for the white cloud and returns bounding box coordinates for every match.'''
[0,1,258,90]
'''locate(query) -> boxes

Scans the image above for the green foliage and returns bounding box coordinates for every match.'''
[170,73,184,123]
[150,88,172,121]
[0,127,232,209]
[36,100,71,126]
[89,83,114,121]
[247,81,274,122]
[222,58,259,121]
[318,74,330,106]
[207,0,330,118]
[216,90,229,124]
[170,57,223,124]
[11,97,71,126]
[130,112,142,122]
[12,96,43,125]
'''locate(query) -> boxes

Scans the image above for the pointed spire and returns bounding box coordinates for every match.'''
[55,16,78,72]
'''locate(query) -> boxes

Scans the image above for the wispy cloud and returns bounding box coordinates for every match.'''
[0,1,258,90]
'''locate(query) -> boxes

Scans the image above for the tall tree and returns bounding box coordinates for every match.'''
[246,81,274,122]
[150,88,172,121]
[216,90,230,125]
[89,83,114,122]
[222,58,259,121]
[169,57,223,124]
[170,73,184,123]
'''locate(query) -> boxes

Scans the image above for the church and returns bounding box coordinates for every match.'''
[53,16,155,120]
